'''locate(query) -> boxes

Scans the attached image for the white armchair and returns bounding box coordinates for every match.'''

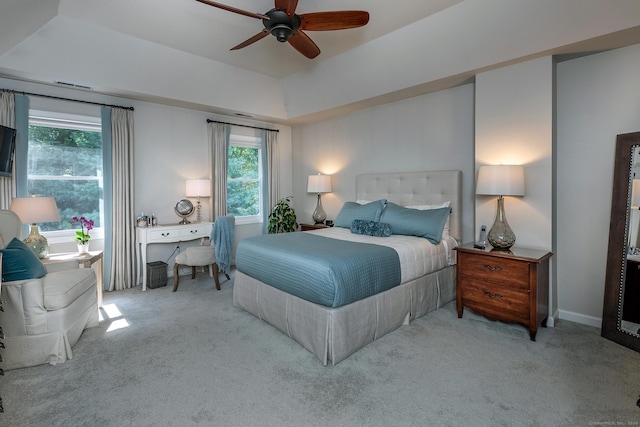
[0,210,98,370]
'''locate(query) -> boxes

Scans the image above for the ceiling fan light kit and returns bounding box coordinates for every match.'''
[264,9,300,43]
[196,0,369,59]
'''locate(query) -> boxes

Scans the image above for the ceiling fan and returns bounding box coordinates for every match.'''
[195,0,370,59]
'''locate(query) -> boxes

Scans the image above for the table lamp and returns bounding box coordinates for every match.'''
[307,174,332,224]
[10,196,61,258]
[186,179,211,223]
[476,165,525,250]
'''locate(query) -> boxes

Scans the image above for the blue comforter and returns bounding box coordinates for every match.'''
[236,232,401,308]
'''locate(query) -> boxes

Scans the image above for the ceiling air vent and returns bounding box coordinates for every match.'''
[55,81,93,90]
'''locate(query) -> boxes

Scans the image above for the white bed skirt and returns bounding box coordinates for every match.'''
[232,265,456,366]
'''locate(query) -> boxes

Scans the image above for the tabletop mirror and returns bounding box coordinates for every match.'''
[602,131,640,352]
[175,199,194,224]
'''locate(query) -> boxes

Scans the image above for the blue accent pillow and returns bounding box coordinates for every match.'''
[334,199,386,228]
[380,202,452,244]
[1,237,47,282]
[350,219,392,237]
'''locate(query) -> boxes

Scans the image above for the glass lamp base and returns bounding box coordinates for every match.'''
[23,224,49,259]
[487,196,516,250]
[312,193,327,224]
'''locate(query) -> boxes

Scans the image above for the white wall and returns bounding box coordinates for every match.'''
[475,57,555,321]
[291,83,476,244]
[556,43,640,325]
[0,77,293,278]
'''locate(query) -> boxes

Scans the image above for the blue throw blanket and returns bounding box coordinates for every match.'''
[212,215,234,273]
[236,232,401,308]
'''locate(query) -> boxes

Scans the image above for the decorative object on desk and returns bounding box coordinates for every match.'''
[268,196,298,233]
[307,174,332,224]
[9,196,61,259]
[175,199,194,224]
[476,165,525,250]
[186,179,211,223]
[136,212,148,228]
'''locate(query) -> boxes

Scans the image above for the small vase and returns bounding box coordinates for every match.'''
[77,243,89,254]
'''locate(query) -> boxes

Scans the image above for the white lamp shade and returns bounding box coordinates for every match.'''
[307,174,332,193]
[10,197,61,224]
[476,165,525,196]
[186,179,211,197]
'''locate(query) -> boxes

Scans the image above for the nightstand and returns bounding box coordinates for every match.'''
[454,243,552,341]
[300,223,330,231]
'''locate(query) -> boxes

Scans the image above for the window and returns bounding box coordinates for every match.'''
[27,110,104,242]
[227,134,262,224]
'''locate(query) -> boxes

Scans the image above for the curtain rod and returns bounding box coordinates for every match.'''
[207,118,278,133]
[1,89,134,111]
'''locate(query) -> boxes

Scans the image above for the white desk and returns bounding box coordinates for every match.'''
[136,222,213,291]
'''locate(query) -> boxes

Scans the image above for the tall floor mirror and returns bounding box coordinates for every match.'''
[603,131,640,352]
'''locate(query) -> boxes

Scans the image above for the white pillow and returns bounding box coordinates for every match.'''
[405,201,451,237]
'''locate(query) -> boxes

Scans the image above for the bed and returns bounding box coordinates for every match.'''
[233,170,462,365]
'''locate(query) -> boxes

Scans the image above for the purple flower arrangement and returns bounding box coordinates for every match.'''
[71,216,94,244]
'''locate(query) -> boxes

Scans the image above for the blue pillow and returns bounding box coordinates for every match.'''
[1,237,47,282]
[334,199,385,228]
[350,219,392,237]
[380,202,451,244]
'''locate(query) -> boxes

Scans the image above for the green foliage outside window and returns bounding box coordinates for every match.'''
[28,125,102,232]
[227,145,260,217]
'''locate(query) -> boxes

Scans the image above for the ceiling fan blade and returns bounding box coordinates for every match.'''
[288,30,320,59]
[230,29,269,50]
[195,0,269,20]
[274,0,298,17]
[300,11,370,31]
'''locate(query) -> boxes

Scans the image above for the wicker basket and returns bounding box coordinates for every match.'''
[146,261,168,289]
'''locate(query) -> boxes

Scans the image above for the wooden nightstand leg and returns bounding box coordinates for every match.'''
[529,329,537,341]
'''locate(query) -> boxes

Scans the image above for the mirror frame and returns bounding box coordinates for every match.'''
[602,131,640,352]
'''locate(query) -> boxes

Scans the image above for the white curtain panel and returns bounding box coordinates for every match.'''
[109,108,136,291]
[0,92,15,209]
[265,129,279,214]
[208,122,229,219]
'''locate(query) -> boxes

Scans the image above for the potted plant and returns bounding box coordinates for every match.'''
[268,196,298,233]
[71,216,94,254]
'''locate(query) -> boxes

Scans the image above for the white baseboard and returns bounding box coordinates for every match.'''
[557,309,602,328]
[546,309,559,327]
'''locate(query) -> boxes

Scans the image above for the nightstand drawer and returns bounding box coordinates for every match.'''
[458,252,529,289]
[461,280,529,322]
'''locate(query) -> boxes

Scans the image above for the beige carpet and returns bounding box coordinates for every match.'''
[1,270,639,426]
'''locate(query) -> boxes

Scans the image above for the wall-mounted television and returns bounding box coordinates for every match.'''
[0,124,16,178]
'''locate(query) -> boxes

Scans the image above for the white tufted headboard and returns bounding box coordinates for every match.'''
[356,170,462,242]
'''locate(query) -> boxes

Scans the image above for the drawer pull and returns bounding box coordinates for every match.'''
[189,230,198,234]
[483,264,503,272]
[482,290,503,299]
[161,232,171,237]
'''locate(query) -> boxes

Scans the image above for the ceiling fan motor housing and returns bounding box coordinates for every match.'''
[263,9,301,42]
